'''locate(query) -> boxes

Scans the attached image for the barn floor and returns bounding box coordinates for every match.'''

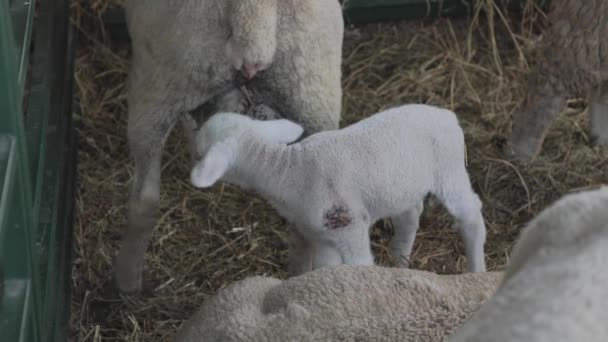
[69,1,608,341]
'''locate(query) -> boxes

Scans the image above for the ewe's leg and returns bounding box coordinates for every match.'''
[435,170,487,272]
[250,72,341,133]
[180,115,198,167]
[589,83,608,146]
[390,202,424,267]
[114,85,182,293]
[287,228,312,276]
[504,66,568,161]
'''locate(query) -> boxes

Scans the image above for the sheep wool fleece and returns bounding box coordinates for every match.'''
[449,186,608,342]
[173,266,502,342]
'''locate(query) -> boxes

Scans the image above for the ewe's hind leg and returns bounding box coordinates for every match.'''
[115,96,182,293]
[390,202,424,267]
[180,115,198,168]
[250,52,342,134]
[436,172,487,272]
[589,83,608,146]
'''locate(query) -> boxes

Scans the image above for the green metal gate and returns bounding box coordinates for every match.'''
[0,0,76,341]
[102,0,546,43]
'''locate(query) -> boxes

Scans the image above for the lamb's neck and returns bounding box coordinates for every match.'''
[229,133,304,204]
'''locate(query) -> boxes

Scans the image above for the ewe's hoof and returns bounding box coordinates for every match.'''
[113,256,143,294]
[590,132,608,147]
[500,140,538,163]
[390,255,411,268]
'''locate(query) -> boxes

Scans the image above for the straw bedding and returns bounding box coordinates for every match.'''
[69,0,608,340]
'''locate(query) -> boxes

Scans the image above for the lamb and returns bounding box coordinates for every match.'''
[172,266,502,342]
[114,0,344,292]
[448,186,608,342]
[189,104,487,274]
[503,0,608,161]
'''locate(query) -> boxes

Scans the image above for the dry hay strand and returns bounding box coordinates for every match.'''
[69,0,608,340]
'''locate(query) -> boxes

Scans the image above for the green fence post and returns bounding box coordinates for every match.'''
[0,0,41,341]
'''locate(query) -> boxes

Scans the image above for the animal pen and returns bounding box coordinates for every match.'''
[3,0,608,341]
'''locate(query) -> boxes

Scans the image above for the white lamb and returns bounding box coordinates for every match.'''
[190,104,487,274]
[448,186,608,342]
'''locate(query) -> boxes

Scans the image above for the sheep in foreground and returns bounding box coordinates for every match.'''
[449,186,608,342]
[190,104,487,274]
[172,266,502,342]
[115,0,344,292]
[503,0,608,161]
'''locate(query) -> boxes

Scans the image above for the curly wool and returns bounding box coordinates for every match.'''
[173,266,502,342]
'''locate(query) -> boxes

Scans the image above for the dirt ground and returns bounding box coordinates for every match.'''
[69,1,608,340]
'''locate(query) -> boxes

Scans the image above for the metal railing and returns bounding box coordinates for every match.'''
[0,0,76,341]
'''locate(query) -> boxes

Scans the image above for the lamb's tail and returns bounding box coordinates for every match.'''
[226,0,278,79]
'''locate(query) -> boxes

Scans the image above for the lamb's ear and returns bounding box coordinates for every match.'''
[256,119,304,144]
[190,142,235,188]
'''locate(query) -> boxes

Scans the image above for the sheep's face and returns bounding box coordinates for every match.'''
[190,112,303,189]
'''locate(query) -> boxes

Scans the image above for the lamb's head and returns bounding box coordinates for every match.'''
[190,112,304,188]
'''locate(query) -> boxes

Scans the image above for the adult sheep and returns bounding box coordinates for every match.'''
[114,0,344,293]
[449,186,608,342]
[503,0,608,161]
[172,266,502,342]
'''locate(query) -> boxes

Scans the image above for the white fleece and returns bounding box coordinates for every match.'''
[172,266,502,342]
[190,104,487,274]
[449,186,608,342]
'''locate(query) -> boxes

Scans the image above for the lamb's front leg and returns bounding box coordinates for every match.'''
[390,202,424,267]
[311,242,342,270]
[335,224,375,266]
[316,204,374,267]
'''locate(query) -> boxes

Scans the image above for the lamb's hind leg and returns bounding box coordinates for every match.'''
[589,82,608,146]
[390,202,424,267]
[435,172,487,272]
[114,90,182,293]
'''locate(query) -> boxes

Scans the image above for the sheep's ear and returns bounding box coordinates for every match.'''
[190,142,235,188]
[256,119,304,144]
